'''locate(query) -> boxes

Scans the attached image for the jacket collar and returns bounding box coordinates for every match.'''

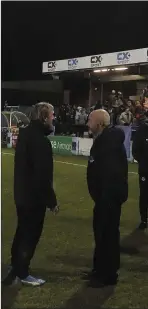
[30,120,53,136]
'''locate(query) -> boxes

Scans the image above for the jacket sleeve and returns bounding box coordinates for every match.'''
[94,131,128,205]
[132,128,143,162]
[31,136,57,209]
[119,114,125,125]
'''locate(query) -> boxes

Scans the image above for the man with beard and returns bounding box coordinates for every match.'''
[85,109,128,287]
[132,93,148,230]
[3,102,59,286]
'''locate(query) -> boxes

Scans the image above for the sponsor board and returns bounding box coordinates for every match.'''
[68,58,78,70]
[90,55,102,68]
[49,136,72,155]
[117,52,131,65]
[47,61,56,72]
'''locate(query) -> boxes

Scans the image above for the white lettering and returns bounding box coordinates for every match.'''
[51,141,57,148]
[51,140,72,152]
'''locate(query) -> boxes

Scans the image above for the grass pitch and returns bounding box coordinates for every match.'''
[1,150,148,309]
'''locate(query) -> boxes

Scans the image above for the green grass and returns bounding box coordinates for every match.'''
[1,150,148,309]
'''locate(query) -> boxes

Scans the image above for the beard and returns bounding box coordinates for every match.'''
[43,123,54,136]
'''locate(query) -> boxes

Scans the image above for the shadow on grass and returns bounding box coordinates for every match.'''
[122,261,148,273]
[45,229,148,271]
[61,284,115,309]
[120,228,148,257]
[2,228,148,309]
[1,265,115,309]
[1,264,21,309]
[33,267,115,309]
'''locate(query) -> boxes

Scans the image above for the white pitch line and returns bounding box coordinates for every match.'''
[2,152,14,156]
[55,160,86,167]
[55,160,138,175]
[1,152,138,175]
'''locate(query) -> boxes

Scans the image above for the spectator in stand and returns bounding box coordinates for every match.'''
[134,101,144,124]
[75,107,81,125]
[78,108,87,124]
[127,100,132,109]
[117,92,124,107]
[94,100,102,110]
[78,108,87,137]
[132,92,148,230]
[71,105,76,125]
[108,107,114,125]
[4,100,8,110]
[109,90,116,108]
[110,91,124,125]
[143,92,148,111]
[127,100,135,115]
[140,86,148,103]
[118,107,133,126]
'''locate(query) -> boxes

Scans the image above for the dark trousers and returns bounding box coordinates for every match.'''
[139,174,148,223]
[93,201,122,278]
[11,205,46,279]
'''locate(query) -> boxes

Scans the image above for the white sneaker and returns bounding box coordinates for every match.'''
[20,275,46,286]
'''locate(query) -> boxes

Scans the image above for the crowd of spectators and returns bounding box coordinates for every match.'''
[53,104,88,136]
[54,86,148,137]
[101,87,148,127]
[3,86,148,138]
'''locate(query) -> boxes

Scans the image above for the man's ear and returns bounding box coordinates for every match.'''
[99,121,104,127]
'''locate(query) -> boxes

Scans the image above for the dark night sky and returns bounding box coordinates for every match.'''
[2,1,148,81]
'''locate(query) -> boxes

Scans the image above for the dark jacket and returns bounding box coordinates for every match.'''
[87,126,128,205]
[14,120,57,209]
[132,118,148,175]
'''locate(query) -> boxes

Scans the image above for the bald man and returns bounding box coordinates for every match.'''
[86,109,128,287]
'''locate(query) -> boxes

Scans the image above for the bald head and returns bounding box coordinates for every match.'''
[90,109,110,125]
[87,109,110,135]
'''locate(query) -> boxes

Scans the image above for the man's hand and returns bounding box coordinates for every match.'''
[47,205,59,215]
[51,205,59,215]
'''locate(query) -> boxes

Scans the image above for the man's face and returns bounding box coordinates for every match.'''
[127,101,132,107]
[46,110,54,126]
[87,113,99,134]
[143,97,148,110]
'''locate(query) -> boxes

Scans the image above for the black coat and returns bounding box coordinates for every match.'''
[132,121,148,175]
[14,120,57,209]
[87,126,128,205]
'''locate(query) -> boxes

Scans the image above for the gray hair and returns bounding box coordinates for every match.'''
[29,102,54,123]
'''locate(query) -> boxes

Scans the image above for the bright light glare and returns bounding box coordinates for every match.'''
[93,68,107,73]
[93,69,101,73]
[114,67,128,71]
[94,67,128,73]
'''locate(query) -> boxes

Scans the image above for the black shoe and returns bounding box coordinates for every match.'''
[138,222,147,230]
[88,274,118,288]
[2,268,17,286]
